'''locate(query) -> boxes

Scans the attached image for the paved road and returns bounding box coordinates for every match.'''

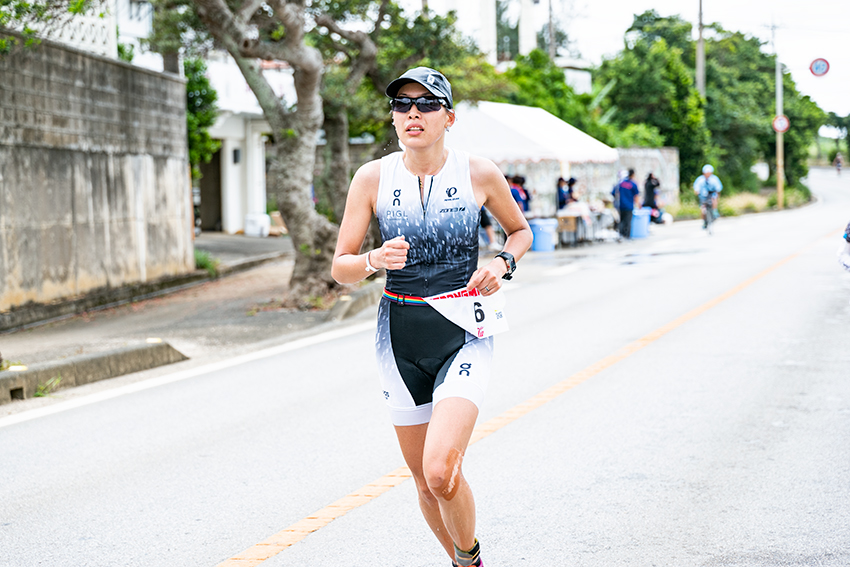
[2,168,849,567]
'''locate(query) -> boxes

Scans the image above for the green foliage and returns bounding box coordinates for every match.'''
[184,58,220,181]
[146,0,211,58]
[597,35,712,187]
[116,26,134,62]
[766,186,811,208]
[496,0,518,61]
[194,249,219,277]
[502,50,585,125]
[596,11,826,194]
[35,374,61,397]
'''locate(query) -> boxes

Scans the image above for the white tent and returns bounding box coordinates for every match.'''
[445,101,618,164]
[446,101,618,218]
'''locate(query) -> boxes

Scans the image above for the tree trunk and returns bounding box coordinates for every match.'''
[191,0,341,303]
[322,108,351,225]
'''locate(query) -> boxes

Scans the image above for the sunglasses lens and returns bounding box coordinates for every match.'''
[391,99,413,113]
[391,97,444,113]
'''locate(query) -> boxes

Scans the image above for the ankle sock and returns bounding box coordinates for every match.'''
[454,539,481,567]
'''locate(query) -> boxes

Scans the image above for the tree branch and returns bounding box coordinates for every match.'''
[236,0,264,24]
[314,13,377,95]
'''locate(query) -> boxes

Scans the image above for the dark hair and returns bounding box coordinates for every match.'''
[628,169,635,177]
[567,177,577,186]
[557,177,566,185]
[512,175,525,185]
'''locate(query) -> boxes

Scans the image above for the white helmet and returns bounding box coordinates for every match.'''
[702,164,714,174]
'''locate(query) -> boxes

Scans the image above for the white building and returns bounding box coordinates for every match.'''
[106,0,284,235]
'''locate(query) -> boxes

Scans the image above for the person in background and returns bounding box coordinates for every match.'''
[643,172,664,224]
[509,175,529,213]
[693,164,723,229]
[834,153,843,176]
[614,169,640,241]
[557,177,568,210]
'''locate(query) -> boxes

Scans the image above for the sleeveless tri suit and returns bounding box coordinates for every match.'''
[375,149,494,426]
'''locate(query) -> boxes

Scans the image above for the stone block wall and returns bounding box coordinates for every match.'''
[0,35,193,313]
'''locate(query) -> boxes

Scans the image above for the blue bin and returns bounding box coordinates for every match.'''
[529,218,558,251]
[630,207,651,239]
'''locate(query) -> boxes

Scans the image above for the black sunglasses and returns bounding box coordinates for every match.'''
[390,96,448,113]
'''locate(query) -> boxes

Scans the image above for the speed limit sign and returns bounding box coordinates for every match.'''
[810,58,829,77]
[773,115,790,133]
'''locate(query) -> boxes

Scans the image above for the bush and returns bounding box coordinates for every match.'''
[766,185,811,209]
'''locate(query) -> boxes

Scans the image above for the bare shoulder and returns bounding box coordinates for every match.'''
[352,159,382,189]
[347,158,382,206]
[469,155,505,186]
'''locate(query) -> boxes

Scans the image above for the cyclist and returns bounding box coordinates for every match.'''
[694,164,722,229]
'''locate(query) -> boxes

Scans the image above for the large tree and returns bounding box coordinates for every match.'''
[186,0,373,303]
[597,32,713,184]
[610,10,826,192]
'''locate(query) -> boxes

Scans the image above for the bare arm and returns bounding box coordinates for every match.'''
[467,156,533,295]
[331,161,409,284]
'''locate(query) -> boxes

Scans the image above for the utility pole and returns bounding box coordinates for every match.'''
[548,0,556,60]
[696,0,705,97]
[422,0,428,10]
[773,24,785,210]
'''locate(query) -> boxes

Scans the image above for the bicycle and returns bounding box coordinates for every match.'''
[700,192,718,235]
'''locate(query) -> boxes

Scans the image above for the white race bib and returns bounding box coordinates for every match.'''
[423,287,509,339]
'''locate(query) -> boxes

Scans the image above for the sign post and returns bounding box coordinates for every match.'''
[773,28,784,210]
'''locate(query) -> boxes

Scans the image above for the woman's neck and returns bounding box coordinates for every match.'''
[402,146,448,179]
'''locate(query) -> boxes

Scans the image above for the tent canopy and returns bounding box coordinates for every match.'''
[445,101,618,164]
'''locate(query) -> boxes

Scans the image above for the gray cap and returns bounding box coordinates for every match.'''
[385,67,453,109]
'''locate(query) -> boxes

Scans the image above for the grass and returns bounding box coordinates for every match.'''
[668,186,810,221]
[194,249,220,278]
[35,374,62,397]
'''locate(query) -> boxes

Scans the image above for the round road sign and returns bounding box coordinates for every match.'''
[810,58,829,77]
[773,115,790,133]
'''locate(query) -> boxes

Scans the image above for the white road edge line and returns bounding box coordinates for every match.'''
[0,321,377,429]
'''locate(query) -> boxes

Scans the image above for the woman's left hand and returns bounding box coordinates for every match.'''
[466,259,507,296]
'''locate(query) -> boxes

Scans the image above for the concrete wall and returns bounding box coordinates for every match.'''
[0,35,193,313]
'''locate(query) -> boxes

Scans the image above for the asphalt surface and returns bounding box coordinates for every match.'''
[2,168,849,567]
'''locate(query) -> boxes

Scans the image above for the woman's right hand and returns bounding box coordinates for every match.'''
[373,236,409,271]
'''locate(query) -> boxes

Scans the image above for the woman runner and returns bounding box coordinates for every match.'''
[331,67,532,566]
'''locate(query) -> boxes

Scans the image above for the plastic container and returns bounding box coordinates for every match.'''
[244,213,271,237]
[630,207,651,239]
[529,218,559,251]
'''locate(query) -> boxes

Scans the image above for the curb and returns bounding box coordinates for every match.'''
[326,279,385,322]
[0,342,188,405]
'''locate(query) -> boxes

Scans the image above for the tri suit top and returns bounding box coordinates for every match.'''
[374,149,494,426]
[377,148,480,298]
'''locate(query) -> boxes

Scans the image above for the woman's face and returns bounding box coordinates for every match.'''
[392,83,455,149]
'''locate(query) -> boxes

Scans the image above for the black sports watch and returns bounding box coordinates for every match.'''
[496,251,516,280]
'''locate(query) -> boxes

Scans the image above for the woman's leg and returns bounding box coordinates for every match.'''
[395,422,457,560]
[394,397,480,560]
[424,397,479,552]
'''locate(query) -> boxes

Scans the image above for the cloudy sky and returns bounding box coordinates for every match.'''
[398,0,849,116]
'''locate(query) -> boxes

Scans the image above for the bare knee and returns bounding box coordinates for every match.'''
[424,448,465,501]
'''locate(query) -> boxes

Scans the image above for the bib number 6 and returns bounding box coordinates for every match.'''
[473,301,485,323]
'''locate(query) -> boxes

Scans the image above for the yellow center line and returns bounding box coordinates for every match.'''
[215,232,833,567]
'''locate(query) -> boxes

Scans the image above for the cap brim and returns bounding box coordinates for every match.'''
[385,78,447,102]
